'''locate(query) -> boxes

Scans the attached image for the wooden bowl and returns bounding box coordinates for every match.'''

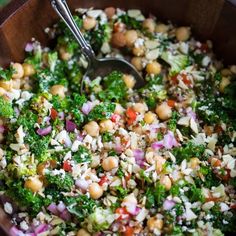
[0,0,236,235]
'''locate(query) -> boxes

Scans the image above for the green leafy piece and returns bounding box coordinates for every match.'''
[145,187,155,209]
[0,66,15,81]
[174,203,184,216]
[139,169,152,184]
[73,93,87,108]
[168,111,179,131]
[102,132,113,142]
[84,208,115,233]
[170,184,181,196]
[24,45,42,70]
[87,103,116,121]
[119,14,142,30]
[161,51,188,76]
[46,172,74,192]
[0,96,14,118]
[116,168,125,178]
[65,195,97,222]
[154,183,166,206]
[48,51,58,72]
[115,186,128,199]
[172,142,205,164]
[72,146,91,163]
[6,181,46,216]
[186,185,205,203]
[98,71,127,102]
[72,108,85,126]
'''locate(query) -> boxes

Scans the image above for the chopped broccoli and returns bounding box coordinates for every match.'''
[101,132,113,142]
[0,96,14,118]
[0,66,15,81]
[161,51,189,75]
[87,103,116,121]
[98,71,127,102]
[46,172,74,192]
[65,195,97,222]
[72,146,91,163]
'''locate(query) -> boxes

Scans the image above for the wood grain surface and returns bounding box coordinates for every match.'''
[0,0,235,235]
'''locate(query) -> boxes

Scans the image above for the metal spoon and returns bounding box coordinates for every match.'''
[51,0,145,92]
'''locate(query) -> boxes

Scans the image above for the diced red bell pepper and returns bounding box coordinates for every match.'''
[123,226,135,236]
[126,107,137,125]
[63,161,72,172]
[115,207,130,220]
[167,99,176,108]
[98,176,108,186]
[50,108,58,120]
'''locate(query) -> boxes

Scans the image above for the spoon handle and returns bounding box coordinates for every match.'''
[51,0,96,61]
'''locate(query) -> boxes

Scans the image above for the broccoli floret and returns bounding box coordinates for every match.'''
[0,96,14,118]
[65,195,97,222]
[98,71,127,102]
[161,51,189,75]
[72,146,91,163]
[0,66,15,81]
[6,181,47,216]
[46,172,74,192]
[87,103,116,121]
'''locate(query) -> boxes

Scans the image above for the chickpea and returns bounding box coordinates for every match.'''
[89,182,103,199]
[160,175,172,190]
[0,80,13,91]
[189,157,200,169]
[230,65,236,74]
[99,119,114,132]
[114,103,124,115]
[59,46,72,61]
[102,156,119,171]
[133,125,143,135]
[125,30,138,47]
[24,176,43,192]
[144,111,155,124]
[22,63,35,77]
[155,23,169,33]
[219,77,230,92]
[221,68,231,76]
[131,57,143,71]
[12,63,24,80]
[84,121,99,137]
[0,87,6,96]
[133,103,148,113]
[83,17,97,30]
[155,103,172,120]
[50,85,66,98]
[146,61,161,75]
[132,46,145,56]
[12,78,21,89]
[113,22,126,33]
[104,7,116,19]
[111,32,126,48]
[175,27,191,41]
[155,157,165,174]
[142,18,156,33]
[77,229,91,236]
[147,217,163,231]
[123,74,136,89]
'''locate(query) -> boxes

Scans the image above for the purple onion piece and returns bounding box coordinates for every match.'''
[75,179,89,190]
[81,102,92,115]
[34,224,49,234]
[151,141,164,150]
[57,201,66,213]
[163,199,176,210]
[9,226,24,236]
[36,126,52,136]
[58,112,65,120]
[59,209,71,221]
[66,120,77,132]
[0,125,5,133]
[47,203,59,215]
[25,43,33,52]
[163,131,178,149]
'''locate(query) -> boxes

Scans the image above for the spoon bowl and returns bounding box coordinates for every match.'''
[51,0,145,92]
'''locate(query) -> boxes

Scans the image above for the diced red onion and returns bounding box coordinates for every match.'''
[163,199,176,210]
[133,149,144,159]
[14,107,20,117]
[47,203,59,215]
[58,112,65,120]
[34,224,49,234]
[81,101,93,115]
[0,125,5,133]
[36,126,52,136]
[126,204,141,216]
[163,131,178,149]
[59,209,71,221]
[149,124,160,131]
[25,43,33,52]
[25,233,36,236]
[186,108,196,120]
[76,134,84,141]
[57,201,66,213]
[44,116,51,125]
[75,179,89,190]
[63,132,72,147]
[9,226,25,236]
[114,143,123,154]
[66,120,77,132]
[151,141,164,150]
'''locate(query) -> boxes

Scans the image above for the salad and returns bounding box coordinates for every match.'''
[0,7,236,236]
